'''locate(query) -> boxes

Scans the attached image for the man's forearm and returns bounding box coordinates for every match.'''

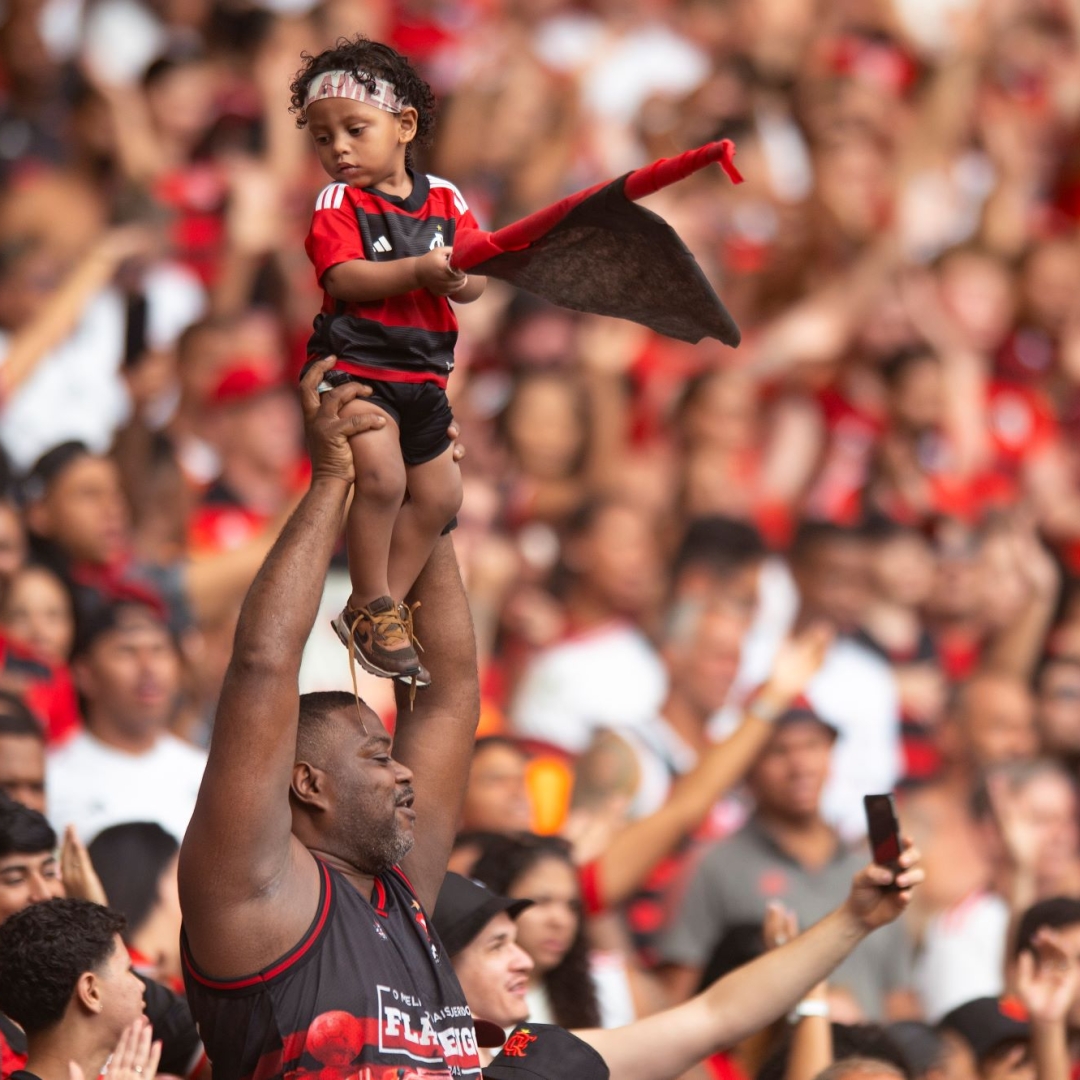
[1032,1020,1070,1080]
[232,477,349,667]
[698,907,864,1044]
[581,907,866,1080]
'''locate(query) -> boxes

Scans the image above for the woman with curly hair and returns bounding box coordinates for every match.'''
[469,832,611,1029]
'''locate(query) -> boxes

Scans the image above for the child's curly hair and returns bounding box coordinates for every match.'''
[289,36,436,166]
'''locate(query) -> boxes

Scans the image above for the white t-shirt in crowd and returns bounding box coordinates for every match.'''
[510,621,668,754]
[525,951,637,1029]
[0,262,205,470]
[47,730,207,843]
[913,890,1009,1021]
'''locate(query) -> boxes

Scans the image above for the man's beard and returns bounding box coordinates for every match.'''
[360,822,415,875]
[341,795,415,875]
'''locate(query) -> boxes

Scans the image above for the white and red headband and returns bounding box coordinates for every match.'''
[304,69,405,114]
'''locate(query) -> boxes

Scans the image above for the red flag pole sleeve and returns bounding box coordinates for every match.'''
[623,139,743,200]
[452,140,743,272]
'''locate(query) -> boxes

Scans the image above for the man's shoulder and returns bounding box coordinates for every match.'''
[46,730,94,766]
[810,637,897,713]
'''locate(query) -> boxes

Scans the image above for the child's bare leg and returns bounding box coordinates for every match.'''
[341,397,406,609]
[388,444,464,600]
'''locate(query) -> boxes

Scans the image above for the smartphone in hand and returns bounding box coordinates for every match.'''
[864,793,903,889]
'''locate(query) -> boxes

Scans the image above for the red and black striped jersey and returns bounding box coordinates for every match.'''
[305,172,479,388]
[182,862,484,1080]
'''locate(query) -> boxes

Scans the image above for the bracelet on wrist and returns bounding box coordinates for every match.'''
[788,999,830,1024]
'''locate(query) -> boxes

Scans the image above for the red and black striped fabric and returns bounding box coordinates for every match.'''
[452,140,744,346]
[305,172,479,388]
[182,861,485,1080]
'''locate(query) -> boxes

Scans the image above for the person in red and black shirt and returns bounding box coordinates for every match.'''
[292,37,486,684]
[178,369,496,1080]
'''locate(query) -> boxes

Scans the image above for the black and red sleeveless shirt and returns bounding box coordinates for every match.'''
[182,862,484,1080]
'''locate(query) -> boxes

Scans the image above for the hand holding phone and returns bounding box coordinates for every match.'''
[864,793,903,890]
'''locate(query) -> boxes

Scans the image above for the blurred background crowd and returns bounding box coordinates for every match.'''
[6,0,1080,1075]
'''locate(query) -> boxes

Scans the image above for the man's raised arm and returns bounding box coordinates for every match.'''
[577,843,924,1080]
[178,360,385,976]
[394,536,481,913]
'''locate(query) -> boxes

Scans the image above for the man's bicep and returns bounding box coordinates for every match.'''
[179,661,297,899]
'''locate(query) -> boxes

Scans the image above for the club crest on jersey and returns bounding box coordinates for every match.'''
[372,919,389,941]
[429,227,445,250]
[502,1030,537,1058]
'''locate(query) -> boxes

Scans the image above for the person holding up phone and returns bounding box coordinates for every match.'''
[661,708,919,1020]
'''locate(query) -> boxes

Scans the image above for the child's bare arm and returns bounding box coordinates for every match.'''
[323,249,466,302]
[450,274,486,303]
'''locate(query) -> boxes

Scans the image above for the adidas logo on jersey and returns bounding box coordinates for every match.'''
[373,236,393,253]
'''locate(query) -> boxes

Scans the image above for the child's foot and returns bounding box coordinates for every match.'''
[332,596,431,685]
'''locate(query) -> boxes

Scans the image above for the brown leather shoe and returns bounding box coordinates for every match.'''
[332,596,429,684]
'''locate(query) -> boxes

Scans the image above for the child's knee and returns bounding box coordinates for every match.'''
[442,469,464,518]
[354,458,407,506]
[411,461,462,526]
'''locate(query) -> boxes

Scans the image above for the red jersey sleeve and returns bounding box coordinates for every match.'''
[305,183,365,283]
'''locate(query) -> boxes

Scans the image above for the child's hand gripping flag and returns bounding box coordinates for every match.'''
[450,140,744,346]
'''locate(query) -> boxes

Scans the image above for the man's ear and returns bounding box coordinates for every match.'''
[75,970,103,1015]
[292,762,329,809]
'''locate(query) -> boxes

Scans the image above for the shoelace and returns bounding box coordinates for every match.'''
[398,601,423,710]
[345,604,423,714]
[398,600,424,653]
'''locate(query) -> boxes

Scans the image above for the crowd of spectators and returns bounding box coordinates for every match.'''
[5,0,1080,1075]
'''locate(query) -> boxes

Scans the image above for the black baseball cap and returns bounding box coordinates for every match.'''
[433,873,534,958]
[775,696,839,740]
[939,997,1030,1062]
[483,1024,609,1080]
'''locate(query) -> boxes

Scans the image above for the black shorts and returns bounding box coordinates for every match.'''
[313,369,453,466]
